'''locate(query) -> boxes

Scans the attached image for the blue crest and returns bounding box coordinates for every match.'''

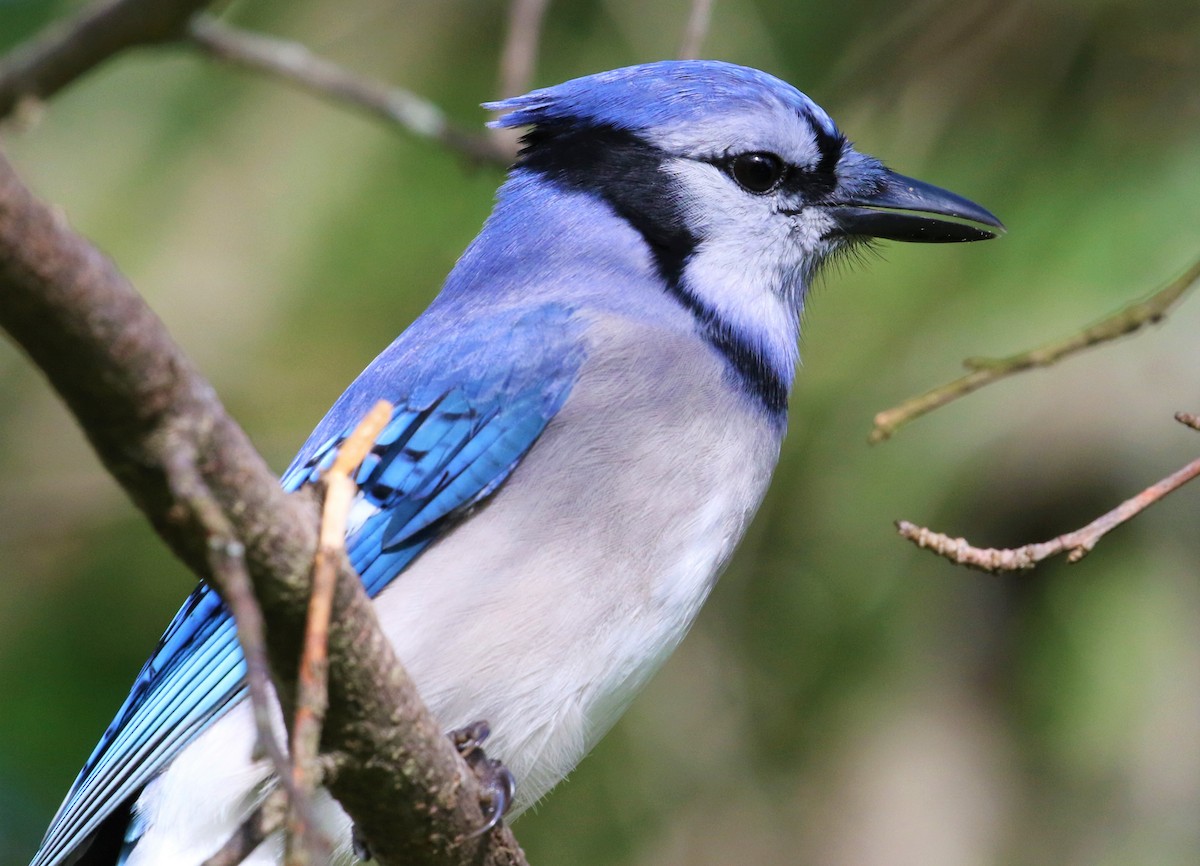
[485,60,838,140]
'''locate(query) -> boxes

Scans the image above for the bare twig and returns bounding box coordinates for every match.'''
[165,449,301,809]
[186,16,511,166]
[498,0,551,98]
[897,413,1200,572]
[0,0,217,122]
[200,788,287,866]
[286,400,393,866]
[871,256,1200,443]
[678,0,715,59]
[0,145,526,865]
[0,0,514,165]
[168,448,326,854]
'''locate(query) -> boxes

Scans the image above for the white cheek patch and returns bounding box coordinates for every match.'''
[790,206,839,256]
[663,159,819,368]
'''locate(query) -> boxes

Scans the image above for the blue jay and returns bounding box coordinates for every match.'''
[31,60,1001,865]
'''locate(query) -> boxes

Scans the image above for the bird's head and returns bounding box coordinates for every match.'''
[488,60,1001,298]
[487,61,1002,411]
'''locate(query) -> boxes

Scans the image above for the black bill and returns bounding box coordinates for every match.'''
[827,169,1005,243]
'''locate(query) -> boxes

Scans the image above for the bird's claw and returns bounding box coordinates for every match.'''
[448,719,516,837]
[450,719,491,757]
[468,758,516,837]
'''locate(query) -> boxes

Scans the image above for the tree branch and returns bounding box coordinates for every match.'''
[896,411,1200,572]
[0,0,218,121]
[0,1,515,167]
[186,16,512,166]
[0,146,526,864]
[870,256,1200,443]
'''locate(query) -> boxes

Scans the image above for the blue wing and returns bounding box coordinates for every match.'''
[32,304,585,866]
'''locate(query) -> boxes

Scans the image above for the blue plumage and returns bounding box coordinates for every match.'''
[485,59,839,142]
[33,60,999,866]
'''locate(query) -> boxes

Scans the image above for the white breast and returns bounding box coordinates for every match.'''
[374,311,782,807]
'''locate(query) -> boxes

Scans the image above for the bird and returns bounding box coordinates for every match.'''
[31,59,1002,866]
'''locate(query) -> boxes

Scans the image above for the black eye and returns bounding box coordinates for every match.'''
[728,152,786,194]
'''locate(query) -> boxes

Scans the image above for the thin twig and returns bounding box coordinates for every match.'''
[0,0,514,166]
[286,400,393,866]
[871,256,1200,443]
[200,787,288,866]
[498,0,550,98]
[0,0,216,122]
[165,447,320,843]
[677,0,715,59]
[897,413,1200,571]
[186,15,511,166]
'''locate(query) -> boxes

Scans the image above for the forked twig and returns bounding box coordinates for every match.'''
[285,400,394,865]
[164,448,312,824]
[871,257,1200,443]
[897,412,1200,572]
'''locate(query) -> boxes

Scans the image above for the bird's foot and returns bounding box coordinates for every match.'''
[449,720,516,837]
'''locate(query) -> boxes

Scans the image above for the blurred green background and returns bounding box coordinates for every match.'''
[1,1,1198,863]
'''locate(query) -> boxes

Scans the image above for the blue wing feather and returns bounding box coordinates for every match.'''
[32,302,585,866]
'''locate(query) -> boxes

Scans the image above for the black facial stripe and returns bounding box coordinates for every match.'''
[515,121,789,417]
[665,287,790,416]
[810,119,846,180]
[516,121,697,286]
[775,119,843,200]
